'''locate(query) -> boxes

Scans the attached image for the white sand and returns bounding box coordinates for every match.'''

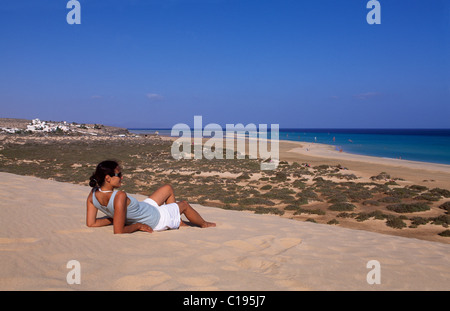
[0,172,449,291]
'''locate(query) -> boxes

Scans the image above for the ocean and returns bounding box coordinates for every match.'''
[128,128,450,165]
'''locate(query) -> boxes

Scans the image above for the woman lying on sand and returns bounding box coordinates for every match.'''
[86,160,216,234]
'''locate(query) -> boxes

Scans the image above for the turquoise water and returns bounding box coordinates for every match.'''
[129,128,450,165]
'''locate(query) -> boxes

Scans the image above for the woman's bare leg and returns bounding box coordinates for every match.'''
[148,184,176,205]
[149,185,215,228]
[178,201,216,228]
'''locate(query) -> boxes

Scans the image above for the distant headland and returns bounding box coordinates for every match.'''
[0,118,130,136]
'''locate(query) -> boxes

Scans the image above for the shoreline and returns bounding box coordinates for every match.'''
[278,139,450,190]
[282,139,450,172]
[130,129,450,167]
[157,133,450,189]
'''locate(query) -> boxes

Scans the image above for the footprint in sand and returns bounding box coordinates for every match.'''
[213,235,303,274]
[261,237,303,256]
[235,256,278,273]
[225,236,302,256]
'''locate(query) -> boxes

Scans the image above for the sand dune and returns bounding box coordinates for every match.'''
[0,172,449,291]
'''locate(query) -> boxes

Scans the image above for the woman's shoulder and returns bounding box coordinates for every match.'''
[87,189,94,201]
[114,190,128,199]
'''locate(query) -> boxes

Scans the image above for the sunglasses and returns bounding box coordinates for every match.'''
[110,172,123,178]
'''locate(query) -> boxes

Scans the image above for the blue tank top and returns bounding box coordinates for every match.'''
[92,189,161,229]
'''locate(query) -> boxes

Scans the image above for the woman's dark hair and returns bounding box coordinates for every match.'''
[89,160,120,188]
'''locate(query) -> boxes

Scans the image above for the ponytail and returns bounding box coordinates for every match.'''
[89,160,120,188]
[89,176,99,188]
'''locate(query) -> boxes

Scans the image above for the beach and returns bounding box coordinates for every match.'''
[1,131,450,291]
[1,172,449,291]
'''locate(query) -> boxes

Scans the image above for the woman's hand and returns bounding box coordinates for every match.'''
[138,223,153,233]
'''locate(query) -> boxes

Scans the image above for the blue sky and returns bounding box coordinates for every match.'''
[0,0,449,128]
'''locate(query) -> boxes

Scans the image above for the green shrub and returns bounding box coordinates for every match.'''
[260,185,272,190]
[237,173,251,180]
[336,212,354,218]
[329,202,355,211]
[368,210,388,220]
[356,213,370,222]
[293,208,326,216]
[327,193,348,204]
[385,181,398,186]
[414,193,442,201]
[344,189,373,201]
[261,189,295,203]
[221,204,247,211]
[385,187,416,198]
[408,185,428,192]
[299,189,320,201]
[386,216,407,229]
[438,229,450,237]
[292,180,306,189]
[378,196,401,203]
[271,172,287,181]
[291,162,301,168]
[430,188,450,198]
[284,205,299,211]
[439,201,450,213]
[327,219,339,225]
[290,197,309,206]
[221,196,238,204]
[410,217,428,226]
[254,206,284,215]
[386,202,430,213]
[370,172,390,180]
[430,215,450,227]
[239,197,275,206]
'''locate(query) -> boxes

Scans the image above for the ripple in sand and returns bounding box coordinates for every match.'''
[112,271,171,290]
[0,237,40,251]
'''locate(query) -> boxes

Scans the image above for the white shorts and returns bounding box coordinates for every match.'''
[143,198,181,231]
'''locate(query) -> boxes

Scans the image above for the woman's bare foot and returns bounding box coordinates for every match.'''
[201,221,216,228]
[178,201,216,228]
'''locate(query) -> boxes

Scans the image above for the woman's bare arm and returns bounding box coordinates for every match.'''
[113,191,153,234]
[86,192,113,227]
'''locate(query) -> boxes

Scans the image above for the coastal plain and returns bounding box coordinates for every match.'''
[0,124,449,290]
